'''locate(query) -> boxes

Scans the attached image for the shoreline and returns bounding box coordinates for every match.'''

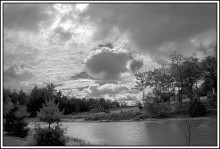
[27,115,217,123]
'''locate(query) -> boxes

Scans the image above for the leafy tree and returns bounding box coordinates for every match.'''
[182,56,202,101]
[151,67,173,103]
[201,55,217,94]
[135,70,154,106]
[137,101,143,110]
[169,51,185,102]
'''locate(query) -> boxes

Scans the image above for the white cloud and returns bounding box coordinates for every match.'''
[83,83,131,98]
[75,4,89,12]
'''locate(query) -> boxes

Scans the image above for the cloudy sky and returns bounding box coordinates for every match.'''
[3,3,217,104]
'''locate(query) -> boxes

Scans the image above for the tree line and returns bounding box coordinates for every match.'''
[135,50,217,105]
[3,84,126,117]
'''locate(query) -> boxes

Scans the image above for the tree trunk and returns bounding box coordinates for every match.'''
[190,85,193,102]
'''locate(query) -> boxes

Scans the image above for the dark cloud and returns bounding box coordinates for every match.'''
[4,4,53,31]
[130,59,143,73]
[81,4,217,64]
[84,47,130,80]
[71,71,93,80]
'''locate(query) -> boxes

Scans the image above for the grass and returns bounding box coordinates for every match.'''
[65,136,106,146]
[84,107,143,121]
[3,134,31,146]
[3,131,103,146]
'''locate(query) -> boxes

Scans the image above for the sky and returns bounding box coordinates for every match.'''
[3,3,217,104]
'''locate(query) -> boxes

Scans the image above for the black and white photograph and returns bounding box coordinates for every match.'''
[1,1,219,147]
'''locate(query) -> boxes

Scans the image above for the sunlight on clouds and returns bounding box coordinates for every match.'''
[75,4,89,12]
[53,4,73,14]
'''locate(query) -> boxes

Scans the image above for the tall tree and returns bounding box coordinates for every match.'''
[135,70,154,106]
[182,56,202,101]
[169,51,185,102]
[201,55,217,94]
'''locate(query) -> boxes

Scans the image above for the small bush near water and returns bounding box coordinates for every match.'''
[174,101,207,117]
[207,92,217,109]
[189,101,207,117]
[145,102,172,118]
[33,124,66,146]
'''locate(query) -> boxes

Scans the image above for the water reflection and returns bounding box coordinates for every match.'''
[28,118,217,146]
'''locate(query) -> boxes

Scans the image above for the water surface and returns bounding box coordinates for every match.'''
[29,118,217,146]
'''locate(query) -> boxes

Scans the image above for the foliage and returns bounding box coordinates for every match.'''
[201,55,217,93]
[85,108,141,121]
[188,101,207,117]
[169,51,185,102]
[135,70,154,108]
[145,102,172,118]
[137,101,143,110]
[207,92,217,109]
[35,94,67,146]
[37,98,63,128]
[174,103,189,115]
[4,100,30,138]
[33,124,66,146]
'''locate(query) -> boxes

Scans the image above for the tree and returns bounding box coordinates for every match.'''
[201,55,217,94]
[37,98,63,129]
[169,51,185,103]
[4,98,30,137]
[151,67,173,103]
[182,56,202,101]
[34,98,66,146]
[135,70,154,106]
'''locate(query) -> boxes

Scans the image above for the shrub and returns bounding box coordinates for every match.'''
[174,103,189,115]
[189,101,207,117]
[34,124,66,146]
[207,92,217,109]
[145,102,172,118]
[4,100,30,138]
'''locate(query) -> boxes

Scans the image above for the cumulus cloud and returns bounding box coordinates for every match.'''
[83,83,130,98]
[4,4,53,31]
[84,47,130,80]
[115,93,138,102]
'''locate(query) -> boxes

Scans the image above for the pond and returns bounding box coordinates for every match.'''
[28,117,217,146]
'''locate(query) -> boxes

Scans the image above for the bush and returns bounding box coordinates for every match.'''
[207,92,217,109]
[4,101,30,138]
[4,116,30,137]
[34,124,66,146]
[145,102,172,118]
[174,103,189,115]
[189,101,207,117]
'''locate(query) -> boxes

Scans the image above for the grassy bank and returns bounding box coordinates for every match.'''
[27,104,217,123]
[3,132,102,146]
